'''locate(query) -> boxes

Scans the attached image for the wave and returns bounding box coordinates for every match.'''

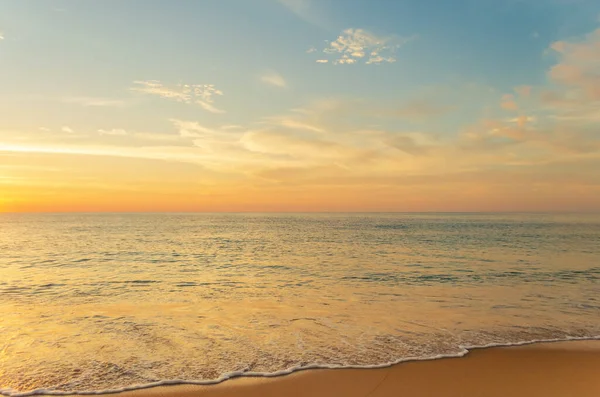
[2,335,599,397]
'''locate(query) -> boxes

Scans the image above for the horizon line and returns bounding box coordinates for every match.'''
[2,210,598,215]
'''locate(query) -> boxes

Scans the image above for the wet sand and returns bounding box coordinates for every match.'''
[104,340,600,397]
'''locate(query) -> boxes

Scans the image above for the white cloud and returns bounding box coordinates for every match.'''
[98,128,127,136]
[306,47,317,53]
[131,80,188,101]
[197,100,225,114]
[170,119,217,138]
[315,28,415,65]
[316,59,329,63]
[260,71,287,88]
[131,80,225,113]
[336,57,357,65]
[0,32,4,40]
[61,126,74,134]
[366,55,396,65]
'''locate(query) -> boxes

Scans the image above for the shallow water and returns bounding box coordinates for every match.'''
[0,213,599,394]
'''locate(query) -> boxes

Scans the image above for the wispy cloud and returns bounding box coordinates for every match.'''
[547,29,600,101]
[501,94,519,111]
[507,116,536,128]
[538,28,600,123]
[221,125,244,130]
[382,100,454,120]
[98,129,128,136]
[197,100,225,114]
[313,28,415,65]
[0,32,4,41]
[170,119,218,138]
[260,71,287,88]
[62,97,131,107]
[276,0,328,29]
[4,24,600,212]
[262,116,325,133]
[514,85,532,97]
[169,119,243,149]
[61,126,74,134]
[131,80,225,114]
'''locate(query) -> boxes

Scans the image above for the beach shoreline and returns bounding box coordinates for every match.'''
[5,339,595,397]
[119,339,600,397]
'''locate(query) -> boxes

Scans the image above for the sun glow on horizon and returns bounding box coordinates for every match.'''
[1,1,599,212]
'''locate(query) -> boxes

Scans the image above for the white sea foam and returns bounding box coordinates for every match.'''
[2,335,599,397]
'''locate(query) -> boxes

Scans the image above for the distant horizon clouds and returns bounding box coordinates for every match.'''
[0,0,599,212]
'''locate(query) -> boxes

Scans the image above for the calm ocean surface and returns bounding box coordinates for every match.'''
[1,213,599,394]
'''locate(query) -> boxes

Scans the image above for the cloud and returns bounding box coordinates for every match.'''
[316,59,329,63]
[197,100,225,114]
[314,28,415,65]
[221,125,244,130]
[98,129,127,136]
[241,130,343,159]
[260,71,287,88]
[131,80,225,113]
[378,132,439,156]
[508,116,536,128]
[39,127,51,132]
[261,100,348,133]
[170,119,218,138]
[547,29,600,99]
[306,47,317,53]
[262,116,325,133]
[4,25,600,212]
[500,94,519,111]
[538,28,600,123]
[169,119,243,154]
[61,126,74,134]
[382,100,454,120]
[62,97,131,107]
[0,32,4,40]
[514,85,532,97]
[276,0,328,29]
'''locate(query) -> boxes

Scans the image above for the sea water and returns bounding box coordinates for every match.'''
[0,213,599,395]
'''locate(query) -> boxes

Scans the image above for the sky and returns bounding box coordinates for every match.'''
[1,0,600,212]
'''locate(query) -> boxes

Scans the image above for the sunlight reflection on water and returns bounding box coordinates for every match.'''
[0,213,599,393]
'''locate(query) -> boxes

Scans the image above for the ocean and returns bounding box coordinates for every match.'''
[0,213,599,395]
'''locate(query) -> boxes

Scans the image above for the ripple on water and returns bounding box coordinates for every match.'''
[0,213,599,394]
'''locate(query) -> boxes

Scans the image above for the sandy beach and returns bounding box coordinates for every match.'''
[96,340,600,397]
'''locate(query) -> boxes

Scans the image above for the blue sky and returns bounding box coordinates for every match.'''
[1,0,600,211]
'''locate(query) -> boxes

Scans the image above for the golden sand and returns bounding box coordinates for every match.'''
[95,340,600,397]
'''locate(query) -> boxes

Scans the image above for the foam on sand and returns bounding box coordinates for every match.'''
[2,336,599,397]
